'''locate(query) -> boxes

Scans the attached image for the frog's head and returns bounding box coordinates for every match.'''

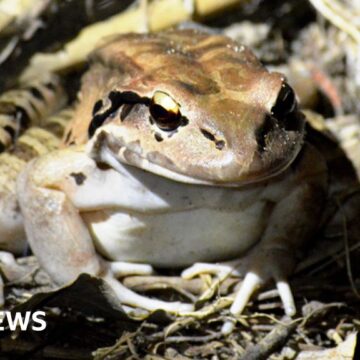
[87,30,305,186]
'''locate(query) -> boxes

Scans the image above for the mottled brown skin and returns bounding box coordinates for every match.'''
[66,30,303,185]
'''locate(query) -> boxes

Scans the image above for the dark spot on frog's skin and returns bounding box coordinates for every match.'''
[0,141,5,152]
[27,86,45,101]
[120,104,134,121]
[200,128,215,141]
[97,162,111,170]
[70,172,87,185]
[215,140,225,150]
[92,100,103,116]
[180,117,189,127]
[154,133,163,142]
[88,91,149,138]
[44,82,56,91]
[200,128,225,150]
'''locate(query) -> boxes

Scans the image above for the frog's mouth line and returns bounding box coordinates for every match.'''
[88,128,221,186]
[88,127,303,188]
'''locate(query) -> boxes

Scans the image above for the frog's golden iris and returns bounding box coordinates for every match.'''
[150,91,181,131]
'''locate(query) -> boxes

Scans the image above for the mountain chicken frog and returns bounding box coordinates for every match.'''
[16,29,327,332]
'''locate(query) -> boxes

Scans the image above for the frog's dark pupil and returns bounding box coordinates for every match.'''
[272,83,296,117]
[44,82,56,91]
[150,104,180,130]
[150,104,168,121]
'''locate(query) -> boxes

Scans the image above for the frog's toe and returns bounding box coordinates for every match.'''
[230,271,295,316]
[222,271,295,334]
[104,272,194,314]
[222,248,296,334]
[233,247,296,315]
[181,262,235,280]
[221,272,296,335]
[276,279,296,316]
[109,261,154,277]
[105,262,193,313]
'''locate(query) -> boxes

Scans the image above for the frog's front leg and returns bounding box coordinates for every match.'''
[183,144,328,331]
[16,148,193,313]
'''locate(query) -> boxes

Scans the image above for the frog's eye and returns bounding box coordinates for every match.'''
[150,91,181,131]
[271,82,297,118]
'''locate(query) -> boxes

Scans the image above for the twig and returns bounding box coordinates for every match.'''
[239,318,297,360]
[162,332,222,344]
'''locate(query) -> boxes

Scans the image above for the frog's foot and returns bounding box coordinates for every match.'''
[104,271,194,314]
[231,248,296,317]
[105,261,193,313]
[222,248,296,334]
[182,248,296,333]
[109,261,154,277]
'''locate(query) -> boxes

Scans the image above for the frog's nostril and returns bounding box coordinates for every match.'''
[154,132,163,142]
[215,140,225,150]
[200,128,225,150]
[200,128,215,141]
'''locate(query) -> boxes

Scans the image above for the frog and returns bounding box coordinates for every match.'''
[14,29,327,332]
